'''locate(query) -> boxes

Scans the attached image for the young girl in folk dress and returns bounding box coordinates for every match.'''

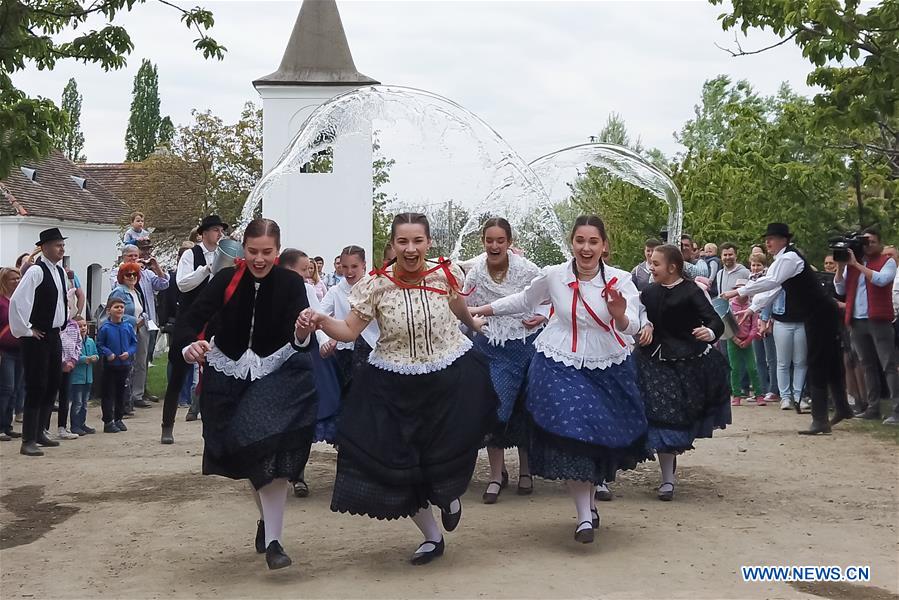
[300,213,497,565]
[177,219,318,570]
[471,215,649,544]
[634,244,730,501]
[463,218,546,502]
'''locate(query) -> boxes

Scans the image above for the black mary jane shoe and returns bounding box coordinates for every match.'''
[255,520,266,554]
[594,484,613,502]
[265,540,292,570]
[516,474,534,496]
[292,479,309,498]
[590,508,600,529]
[574,521,595,544]
[657,482,675,502]
[411,538,445,566]
[441,500,462,532]
[482,481,503,505]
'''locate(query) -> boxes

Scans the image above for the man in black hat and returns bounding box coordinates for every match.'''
[8,228,70,455]
[160,215,227,444]
[722,223,854,434]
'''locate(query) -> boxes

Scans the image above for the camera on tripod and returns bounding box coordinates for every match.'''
[828,232,868,262]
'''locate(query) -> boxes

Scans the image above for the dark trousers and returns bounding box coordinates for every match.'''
[21,331,62,443]
[102,365,129,423]
[805,302,852,422]
[45,370,72,430]
[161,348,190,428]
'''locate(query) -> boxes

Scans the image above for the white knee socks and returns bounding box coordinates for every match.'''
[659,453,676,485]
[258,478,289,546]
[566,480,594,527]
[411,506,442,544]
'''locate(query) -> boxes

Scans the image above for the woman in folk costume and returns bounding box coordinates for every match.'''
[634,244,730,501]
[463,218,546,502]
[176,218,318,571]
[471,215,649,544]
[299,213,497,565]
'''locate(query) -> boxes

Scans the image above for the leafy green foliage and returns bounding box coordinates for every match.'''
[125,59,162,161]
[54,77,85,162]
[372,133,396,265]
[0,0,225,178]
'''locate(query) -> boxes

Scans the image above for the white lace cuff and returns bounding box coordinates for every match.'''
[205,341,297,381]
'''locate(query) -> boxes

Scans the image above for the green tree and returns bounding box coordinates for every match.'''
[55,77,86,162]
[125,60,162,161]
[158,116,175,147]
[711,0,898,176]
[0,0,224,178]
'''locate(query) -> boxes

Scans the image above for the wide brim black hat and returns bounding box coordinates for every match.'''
[36,227,67,246]
[762,222,793,239]
[197,214,229,234]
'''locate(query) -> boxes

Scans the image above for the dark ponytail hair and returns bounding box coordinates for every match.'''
[390,212,430,241]
[243,218,281,247]
[341,245,366,263]
[653,244,688,279]
[570,215,609,286]
[482,217,513,241]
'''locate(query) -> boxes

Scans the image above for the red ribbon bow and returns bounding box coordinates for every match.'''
[369,257,472,296]
[567,276,626,353]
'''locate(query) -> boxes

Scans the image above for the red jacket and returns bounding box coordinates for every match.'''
[845,254,894,324]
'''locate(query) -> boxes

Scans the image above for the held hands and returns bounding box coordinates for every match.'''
[184,341,211,364]
[757,320,771,337]
[605,287,626,321]
[470,315,486,335]
[295,309,318,341]
[320,339,337,358]
[638,324,653,347]
[469,305,491,318]
[521,314,547,330]
[737,308,755,326]
[692,327,715,343]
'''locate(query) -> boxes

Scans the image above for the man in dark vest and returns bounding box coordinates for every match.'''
[833,227,898,424]
[160,215,227,444]
[9,228,69,456]
[723,223,854,434]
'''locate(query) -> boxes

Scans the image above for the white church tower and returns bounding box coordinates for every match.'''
[253,0,379,264]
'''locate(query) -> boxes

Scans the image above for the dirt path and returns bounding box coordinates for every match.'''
[1,401,897,600]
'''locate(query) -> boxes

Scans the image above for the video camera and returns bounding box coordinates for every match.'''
[828,232,868,262]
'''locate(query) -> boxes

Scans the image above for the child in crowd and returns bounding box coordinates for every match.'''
[728,279,763,406]
[123,211,151,245]
[97,298,137,433]
[53,314,83,439]
[70,316,99,436]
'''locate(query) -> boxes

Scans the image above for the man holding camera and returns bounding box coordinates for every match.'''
[722,223,854,435]
[833,228,898,425]
[109,242,169,409]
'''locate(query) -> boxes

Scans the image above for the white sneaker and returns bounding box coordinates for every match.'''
[57,427,79,440]
[799,398,812,412]
[764,393,777,401]
[780,397,793,410]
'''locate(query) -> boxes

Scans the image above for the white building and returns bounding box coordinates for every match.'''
[1,150,127,317]
[253,0,379,265]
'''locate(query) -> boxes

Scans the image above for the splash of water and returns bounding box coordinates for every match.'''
[527,143,683,243]
[237,85,570,260]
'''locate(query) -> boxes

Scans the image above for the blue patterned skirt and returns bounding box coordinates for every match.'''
[526,352,650,483]
[474,333,538,449]
[636,348,732,454]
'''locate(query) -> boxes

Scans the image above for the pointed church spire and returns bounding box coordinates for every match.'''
[253,0,379,87]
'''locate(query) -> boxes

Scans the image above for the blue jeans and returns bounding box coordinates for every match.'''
[773,321,808,401]
[0,350,24,433]
[69,382,92,430]
[752,334,779,396]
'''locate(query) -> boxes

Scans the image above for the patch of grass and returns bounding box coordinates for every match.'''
[844,400,899,444]
[146,353,169,399]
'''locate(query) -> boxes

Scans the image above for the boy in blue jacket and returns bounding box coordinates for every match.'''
[97,298,137,433]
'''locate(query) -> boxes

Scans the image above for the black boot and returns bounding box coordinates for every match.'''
[265,541,292,570]
[20,441,44,456]
[798,420,832,435]
[36,432,60,447]
[160,425,174,445]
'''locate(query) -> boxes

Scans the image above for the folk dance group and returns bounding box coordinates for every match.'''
[177,212,734,571]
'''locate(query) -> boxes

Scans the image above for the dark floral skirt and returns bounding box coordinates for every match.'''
[330,350,497,520]
[200,352,318,490]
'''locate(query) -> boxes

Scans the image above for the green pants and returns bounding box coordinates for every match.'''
[727,339,762,396]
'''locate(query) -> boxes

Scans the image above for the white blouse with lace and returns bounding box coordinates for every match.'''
[463,251,547,346]
[349,261,472,375]
[490,262,641,370]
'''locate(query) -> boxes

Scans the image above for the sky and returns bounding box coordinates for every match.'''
[11,0,820,166]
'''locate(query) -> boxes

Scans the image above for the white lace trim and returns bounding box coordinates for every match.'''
[206,341,297,381]
[465,251,543,346]
[534,338,630,371]
[367,337,473,375]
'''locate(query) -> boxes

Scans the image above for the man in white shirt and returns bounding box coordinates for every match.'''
[9,228,69,456]
[160,214,226,444]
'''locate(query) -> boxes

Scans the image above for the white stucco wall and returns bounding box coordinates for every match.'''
[256,84,374,268]
[1,216,120,317]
